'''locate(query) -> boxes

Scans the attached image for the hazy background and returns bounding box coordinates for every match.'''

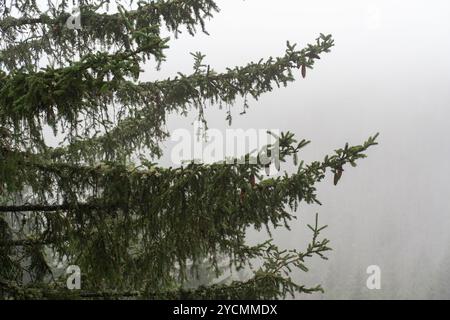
[147,0,450,299]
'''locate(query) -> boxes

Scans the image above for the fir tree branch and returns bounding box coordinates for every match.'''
[1,34,332,157]
[0,203,104,213]
[0,0,218,33]
[0,214,330,299]
[0,0,219,70]
[50,34,334,161]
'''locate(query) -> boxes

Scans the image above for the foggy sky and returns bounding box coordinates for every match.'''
[153,0,450,299]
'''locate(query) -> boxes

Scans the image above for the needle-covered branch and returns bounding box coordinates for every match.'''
[0,215,330,299]
[0,133,378,291]
[1,34,333,159]
[0,0,219,70]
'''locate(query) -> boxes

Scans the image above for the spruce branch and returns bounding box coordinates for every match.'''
[37,34,332,161]
[0,0,219,70]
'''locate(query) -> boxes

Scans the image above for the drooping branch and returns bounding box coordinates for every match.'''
[0,0,219,70]
[0,203,103,213]
[1,34,333,157]
[0,132,378,289]
[0,219,330,299]
[44,34,334,161]
[0,0,219,33]
[0,131,379,283]
[0,239,54,246]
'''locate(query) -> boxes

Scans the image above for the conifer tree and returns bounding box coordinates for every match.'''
[0,0,378,299]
